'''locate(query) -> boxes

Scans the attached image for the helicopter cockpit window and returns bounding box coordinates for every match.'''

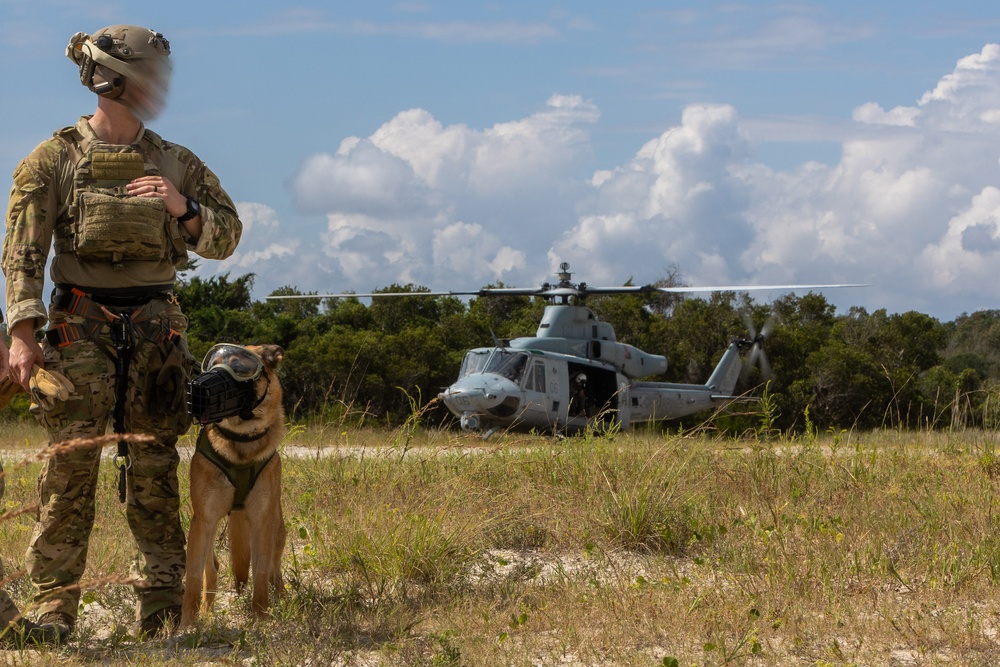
[485,350,528,383]
[524,361,546,392]
[459,351,491,378]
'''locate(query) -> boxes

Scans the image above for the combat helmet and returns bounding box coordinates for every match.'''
[66,25,171,118]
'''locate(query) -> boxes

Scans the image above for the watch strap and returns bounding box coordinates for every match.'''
[177,197,200,223]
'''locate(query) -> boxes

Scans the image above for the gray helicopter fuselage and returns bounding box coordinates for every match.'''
[438,305,749,434]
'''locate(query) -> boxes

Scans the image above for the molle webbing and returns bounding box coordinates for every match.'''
[89,151,145,181]
[195,426,275,511]
[75,192,168,262]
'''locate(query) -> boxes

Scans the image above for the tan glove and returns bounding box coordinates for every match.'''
[28,366,74,410]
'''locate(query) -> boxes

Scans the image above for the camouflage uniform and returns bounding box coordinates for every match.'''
[2,116,241,624]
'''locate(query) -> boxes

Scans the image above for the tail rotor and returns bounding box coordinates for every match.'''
[740,310,776,383]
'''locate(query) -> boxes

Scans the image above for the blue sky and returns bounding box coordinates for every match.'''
[3,1,1000,321]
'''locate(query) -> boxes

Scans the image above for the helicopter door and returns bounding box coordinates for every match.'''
[546,359,567,425]
[520,359,550,425]
[590,368,620,425]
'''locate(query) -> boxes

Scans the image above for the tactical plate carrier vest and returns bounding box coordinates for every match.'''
[53,128,187,266]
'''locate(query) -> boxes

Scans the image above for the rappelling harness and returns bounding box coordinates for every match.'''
[46,285,182,502]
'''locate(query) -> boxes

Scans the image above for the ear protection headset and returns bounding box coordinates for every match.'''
[88,35,125,98]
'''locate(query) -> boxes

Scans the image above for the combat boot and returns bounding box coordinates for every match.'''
[138,604,180,638]
[0,614,70,649]
[35,612,73,643]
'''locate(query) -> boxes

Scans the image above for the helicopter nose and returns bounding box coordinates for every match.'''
[440,374,521,419]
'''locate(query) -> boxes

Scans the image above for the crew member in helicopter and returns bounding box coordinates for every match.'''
[2,24,242,641]
[570,373,590,417]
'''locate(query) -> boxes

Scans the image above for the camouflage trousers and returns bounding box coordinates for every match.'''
[27,297,194,623]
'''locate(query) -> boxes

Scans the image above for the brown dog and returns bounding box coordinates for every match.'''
[180,344,286,628]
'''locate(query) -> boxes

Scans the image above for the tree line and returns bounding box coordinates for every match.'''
[173,266,1000,434]
[6,266,999,433]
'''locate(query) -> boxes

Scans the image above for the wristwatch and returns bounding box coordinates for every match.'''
[177,197,201,223]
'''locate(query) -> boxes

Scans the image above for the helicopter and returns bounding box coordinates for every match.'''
[268,263,865,437]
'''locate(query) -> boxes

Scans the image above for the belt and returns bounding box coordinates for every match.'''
[53,284,173,309]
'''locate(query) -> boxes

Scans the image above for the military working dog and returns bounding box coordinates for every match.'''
[180,344,286,628]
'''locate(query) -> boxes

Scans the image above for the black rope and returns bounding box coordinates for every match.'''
[110,313,135,503]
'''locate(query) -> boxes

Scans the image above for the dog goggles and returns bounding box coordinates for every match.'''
[202,344,264,382]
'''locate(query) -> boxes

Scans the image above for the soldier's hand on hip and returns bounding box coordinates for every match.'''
[127,176,187,219]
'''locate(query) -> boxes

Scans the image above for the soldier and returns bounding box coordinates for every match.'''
[2,25,242,640]
[570,373,589,417]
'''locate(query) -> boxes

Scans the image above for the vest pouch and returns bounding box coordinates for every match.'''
[75,191,168,263]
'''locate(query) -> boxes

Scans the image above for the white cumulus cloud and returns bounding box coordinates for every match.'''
[290,94,599,289]
[738,44,1000,314]
[277,44,1000,319]
[552,103,755,286]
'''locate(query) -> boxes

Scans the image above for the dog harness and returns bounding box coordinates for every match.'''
[195,424,275,511]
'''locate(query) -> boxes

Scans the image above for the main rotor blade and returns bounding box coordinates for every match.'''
[267,289,526,300]
[267,281,869,300]
[655,283,868,293]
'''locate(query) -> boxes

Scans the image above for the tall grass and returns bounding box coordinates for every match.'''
[2,422,1000,664]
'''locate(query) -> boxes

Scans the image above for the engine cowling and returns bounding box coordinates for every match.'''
[589,340,667,379]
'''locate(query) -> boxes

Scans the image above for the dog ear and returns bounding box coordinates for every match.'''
[260,344,284,369]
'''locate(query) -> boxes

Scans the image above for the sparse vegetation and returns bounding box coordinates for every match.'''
[3,418,1000,665]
